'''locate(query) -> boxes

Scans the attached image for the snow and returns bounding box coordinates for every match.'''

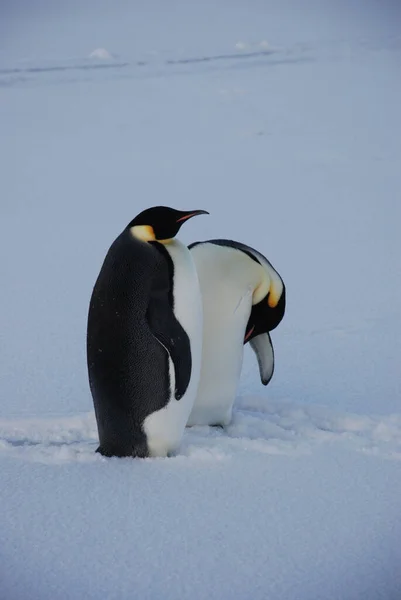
[235,42,250,51]
[88,48,114,60]
[1,0,401,599]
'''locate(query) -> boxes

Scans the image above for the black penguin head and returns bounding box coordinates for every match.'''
[244,286,286,343]
[128,206,209,242]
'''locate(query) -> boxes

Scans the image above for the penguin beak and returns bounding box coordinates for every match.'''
[176,210,209,223]
[244,324,255,343]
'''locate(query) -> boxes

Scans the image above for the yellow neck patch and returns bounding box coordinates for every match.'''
[252,266,283,308]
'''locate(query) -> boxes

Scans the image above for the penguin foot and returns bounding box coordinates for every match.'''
[96,443,149,458]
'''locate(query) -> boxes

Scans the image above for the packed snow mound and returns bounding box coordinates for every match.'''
[235,41,250,50]
[88,48,114,60]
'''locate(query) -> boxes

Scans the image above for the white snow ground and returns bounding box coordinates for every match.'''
[1,1,401,599]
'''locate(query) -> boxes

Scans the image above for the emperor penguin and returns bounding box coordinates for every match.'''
[186,239,285,427]
[87,206,208,457]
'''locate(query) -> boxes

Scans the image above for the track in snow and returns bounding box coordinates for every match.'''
[1,396,400,465]
[0,45,314,88]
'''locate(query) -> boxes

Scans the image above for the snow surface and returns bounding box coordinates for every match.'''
[1,1,401,599]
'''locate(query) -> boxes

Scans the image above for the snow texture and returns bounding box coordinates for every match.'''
[1,0,401,599]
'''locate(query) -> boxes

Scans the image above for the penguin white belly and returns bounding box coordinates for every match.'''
[187,289,252,426]
[187,244,263,427]
[143,239,202,456]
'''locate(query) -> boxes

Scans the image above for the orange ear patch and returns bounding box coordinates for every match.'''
[130,225,156,242]
[267,287,280,308]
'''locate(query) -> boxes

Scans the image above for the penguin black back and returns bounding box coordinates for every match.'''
[88,232,169,457]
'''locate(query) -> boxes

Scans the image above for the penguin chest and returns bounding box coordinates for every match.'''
[187,244,261,426]
[188,288,253,426]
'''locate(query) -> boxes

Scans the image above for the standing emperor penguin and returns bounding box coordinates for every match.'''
[87,206,208,457]
[187,240,285,427]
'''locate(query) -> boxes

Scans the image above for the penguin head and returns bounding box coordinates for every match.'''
[128,206,209,242]
[244,286,286,343]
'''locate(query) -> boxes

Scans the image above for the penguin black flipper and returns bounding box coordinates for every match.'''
[146,290,192,400]
[249,332,275,386]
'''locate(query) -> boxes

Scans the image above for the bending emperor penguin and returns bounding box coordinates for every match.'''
[87,206,208,458]
[187,240,285,427]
